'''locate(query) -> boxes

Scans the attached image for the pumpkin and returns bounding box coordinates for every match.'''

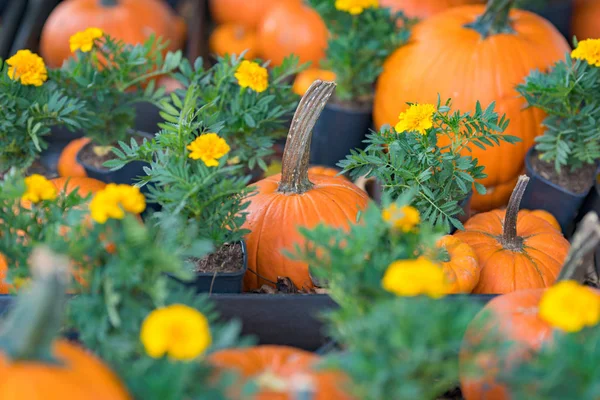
[210,345,352,399]
[453,176,570,294]
[373,0,570,211]
[521,209,561,232]
[156,75,183,93]
[293,68,337,96]
[58,137,91,178]
[380,0,482,19]
[572,0,600,41]
[51,177,107,198]
[0,254,10,294]
[308,165,347,180]
[257,1,328,67]
[209,0,299,30]
[209,24,259,60]
[243,80,369,290]
[436,235,480,294]
[40,0,187,68]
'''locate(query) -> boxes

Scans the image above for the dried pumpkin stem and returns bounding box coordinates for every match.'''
[557,212,600,282]
[501,175,529,250]
[278,80,336,195]
[465,0,516,39]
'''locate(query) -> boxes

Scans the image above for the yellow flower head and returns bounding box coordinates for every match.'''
[6,50,48,87]
[335,0,378,14]
[70,27,104,53]
[22,174,57,203]
[89,184,146,224]
[234,60,269,93]
[187,133,231,167]
[141,304,212,361]
[382,256,448,298]
[571,38,600,67]
[395,103,436,135]
[382,203,420,232]
[538,280,600,333]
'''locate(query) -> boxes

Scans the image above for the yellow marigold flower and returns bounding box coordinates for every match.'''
[89,183,146,224]
[395,103,436,135]
[140,304,212,361]
[22,174,57,203]
[187,133,231,167]
[234,60,269,93]
[382,257,448,298]
[6,50,48,86]
[335,0,378,14]
[538,280,600,333]
[382,203,420,232]
[69,27,104,53]
[571,38,600,67]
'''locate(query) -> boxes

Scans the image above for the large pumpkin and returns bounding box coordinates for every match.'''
[257,1,328,67]
[572,0,600,41]
[40,0,187,68]
[209,24,259,60]
[454,176,570,294]
[58,137,91,178]
[210,345,352,399]
[243,81,369,290]
[436,235,480,294]
[209,0,299,30]
[380,0,482,19]
[374,0,570,211]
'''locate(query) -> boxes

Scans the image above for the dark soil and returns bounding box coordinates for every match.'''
[79,135,147,171]
[27,159,57,178]
[192,242,244,274]
[530,156,597,195]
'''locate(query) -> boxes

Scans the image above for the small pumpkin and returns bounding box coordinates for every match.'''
[380,0,482,19]
[572,0,600,41]
[436,235,480,294]
[209,0,299,30]
[243,80,369,290]
[51,177,107,199]
[58,137,91,178]
[156,75,184,93]
[210,345,352,399]
[453,175,570,294]
[307,165,347,180]
[521,209,561,232]
[209,24,259,60]
[293,69,336,96]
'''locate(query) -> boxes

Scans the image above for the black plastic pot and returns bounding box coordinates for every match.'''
[523,0,573,40]
[521,147,590,234]
[449,191,473,234]
[133,102,164,136]
[38,125,85,173]
[309,103,372,168]
[577,181,600,222]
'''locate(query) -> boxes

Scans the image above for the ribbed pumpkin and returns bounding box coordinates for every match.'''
[243,81,369,290]
[454,176,570,294]
[572,0,600,41]
[521,209,561,232]
[257,1,328,67]
[58,137,91,178]
[437,235,480,294]
[210,345,352,400]
[209,24,259,60]
[209,0,299,30]
[380,0,482,19]
[374,0,569,211]
[293,68,336,96]
[40,0,187,68]
[308,165,347,180]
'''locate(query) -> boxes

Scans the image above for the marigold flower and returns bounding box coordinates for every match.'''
[538,280,600,333]
[234,60,269,93]
[335,0,378,14]
[382,203,420,232]
[382,256,448,298]
[22,174,57,203]
[571,38,600,67]
[140,304,212,361]
[395,103,436,135]
[6,50,48,86]
[187,133,231,167]
[89,183,146,224]
[70,27,104,53]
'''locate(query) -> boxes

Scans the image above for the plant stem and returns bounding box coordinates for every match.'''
[557,212,600,282]
[464,0,516,39]
[278,80,336,194]
[100,0,119,6]
[501,175,528,250]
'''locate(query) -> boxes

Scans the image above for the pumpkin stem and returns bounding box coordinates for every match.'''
[557,212,600,282]
[465,0,516,39]
[0,247,69,363]
[278,80,336,195]
[100,0,119,6]
[501,175,529,251]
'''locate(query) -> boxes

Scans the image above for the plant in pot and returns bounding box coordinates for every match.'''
[302,0,412,168]
[52,29,181,183]
[516,38,600,234]
[339,98,517,232]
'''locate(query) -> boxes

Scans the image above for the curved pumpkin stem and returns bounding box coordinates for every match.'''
[557,212,600,282]
[278,80,336,195]
[501,175,529,251]
[465,0,516,39]
[0,247,69,363]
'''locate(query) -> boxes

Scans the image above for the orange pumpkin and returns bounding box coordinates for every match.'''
[257,1,328,67]
[380,0,481,19]
[0,254,10,294]
[243,81,369,290]
[209,24,259,60]
[156,75,183,93]
[521,209,561,232]
[373,0,570,211]
[293,69,336,96]
[51,177,107,198]
[40,0,187,68]
[307,165,347,180]
[572,0,600,41]
[454,176,570,294]
[209,0,299,30]
[436,235,480,294]
[58,137,91,178]
[210,345,352,400]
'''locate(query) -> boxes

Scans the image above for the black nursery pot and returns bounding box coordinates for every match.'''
[309,103,372,168]
[38,125,85,173]
[520,147,590,234]
[133,102,163,136]
[449,191,473,234]
[576,180,600,222]
[524,0,573,40]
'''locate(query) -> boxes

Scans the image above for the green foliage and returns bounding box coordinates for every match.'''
[0,60,85,172]
[517,55,600,172]
[339,98,517,230]
[308,0,413,103]
[171,53,305,172]
[51,34,181,146]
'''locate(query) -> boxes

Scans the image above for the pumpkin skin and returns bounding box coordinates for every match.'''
[380,0,481,19]
[437,235,480,294]
[0,254,10,294]
[210,345,352,400]
[257,2,328,67]
[51,177,107,198]
[521,209,561,232]
[572,0,600,41]
[293,69,336,96]
[209,0,299,30]
[307,165,346,179]
[209,24,259,60]
[40,0,187,68]
[373,4,570,211]
[58,137,91,178]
